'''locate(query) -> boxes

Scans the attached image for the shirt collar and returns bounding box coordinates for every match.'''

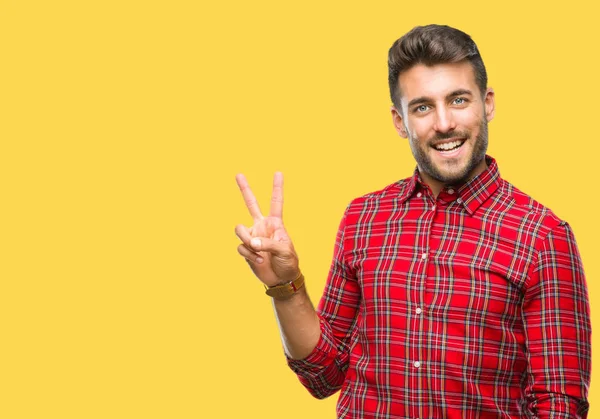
[457,155,501,215]
[396,168,420,204]
[398,155,501,215]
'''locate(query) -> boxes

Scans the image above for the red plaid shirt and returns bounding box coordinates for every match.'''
[287,156,591,418]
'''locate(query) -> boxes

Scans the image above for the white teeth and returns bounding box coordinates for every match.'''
[435,140,463,151]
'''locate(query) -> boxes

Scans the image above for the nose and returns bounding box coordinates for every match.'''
[433,106,456,133]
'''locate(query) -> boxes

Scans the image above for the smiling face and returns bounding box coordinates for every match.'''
[391,61,495,194]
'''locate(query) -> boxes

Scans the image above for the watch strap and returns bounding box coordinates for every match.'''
[265,272,305,299]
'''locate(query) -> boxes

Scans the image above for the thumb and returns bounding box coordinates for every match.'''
[250,237,289,256]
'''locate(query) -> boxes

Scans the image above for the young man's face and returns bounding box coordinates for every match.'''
[391,61,495,187]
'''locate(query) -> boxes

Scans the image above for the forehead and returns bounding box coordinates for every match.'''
[398,61,478,103]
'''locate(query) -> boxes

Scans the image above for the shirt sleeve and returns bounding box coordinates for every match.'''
[522,221,591,418]
[286,205,361,399]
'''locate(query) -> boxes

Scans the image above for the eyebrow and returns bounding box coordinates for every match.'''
[407,89,474,108]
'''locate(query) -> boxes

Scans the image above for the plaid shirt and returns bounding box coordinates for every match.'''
[287,156,591,418]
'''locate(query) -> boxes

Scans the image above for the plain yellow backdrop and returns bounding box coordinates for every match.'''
[1,1,597,418]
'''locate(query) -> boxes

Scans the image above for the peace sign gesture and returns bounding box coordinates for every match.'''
[235,172,299,287]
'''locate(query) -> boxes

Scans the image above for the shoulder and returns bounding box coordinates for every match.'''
[495,177,566,239]
[336,177,414,229]
[345,177,411,212]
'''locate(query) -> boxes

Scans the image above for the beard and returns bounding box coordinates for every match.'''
[408,117,489,185]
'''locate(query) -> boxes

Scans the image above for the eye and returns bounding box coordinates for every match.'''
[452,97,467,105]
[415,105,429,113]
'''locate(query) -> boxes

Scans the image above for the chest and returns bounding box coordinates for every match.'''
[344,202,535,320]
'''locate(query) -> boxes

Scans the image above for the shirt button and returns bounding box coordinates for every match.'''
[432,205,436,211]
[421,252,427,260]
[417,192,422,198]
[415,307,422,314]
[448,188,455,194]
[414,361,421,368]
[457,198,463,204]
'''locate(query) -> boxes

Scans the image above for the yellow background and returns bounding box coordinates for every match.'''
[1,1,597,418]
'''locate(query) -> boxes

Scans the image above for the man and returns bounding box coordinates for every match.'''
[235,25,591,418]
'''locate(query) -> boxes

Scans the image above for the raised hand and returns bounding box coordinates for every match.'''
[235,172,299,287]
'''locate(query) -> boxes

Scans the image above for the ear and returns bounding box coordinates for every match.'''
[484,88,495,122]
[391,106,408,138]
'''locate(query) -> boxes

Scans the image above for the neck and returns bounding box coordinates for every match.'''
[420,158,488,198]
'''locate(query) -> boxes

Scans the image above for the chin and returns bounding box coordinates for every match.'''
[431,161,473,184]
[439,172,471,185]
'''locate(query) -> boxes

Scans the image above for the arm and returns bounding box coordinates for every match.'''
[235,173,359,398]
[286,207,361,399]
[271,285,321,360]
[235,172,321,360]
[522,221,591,418]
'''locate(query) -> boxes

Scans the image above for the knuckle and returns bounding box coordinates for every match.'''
[278,247,291,258]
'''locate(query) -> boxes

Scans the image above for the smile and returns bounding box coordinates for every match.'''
[432,138,466,155]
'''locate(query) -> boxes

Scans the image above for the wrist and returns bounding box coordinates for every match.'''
[273,269,301,286]
[265,271,305,300]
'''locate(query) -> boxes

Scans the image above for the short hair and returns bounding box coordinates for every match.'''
[388,24,487,110]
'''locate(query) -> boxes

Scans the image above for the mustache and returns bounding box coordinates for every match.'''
[428,130,470,144]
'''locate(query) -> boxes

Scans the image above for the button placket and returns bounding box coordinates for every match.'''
[414,191,434,402]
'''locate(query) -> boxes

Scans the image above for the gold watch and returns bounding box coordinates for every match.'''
[265,272,305,299]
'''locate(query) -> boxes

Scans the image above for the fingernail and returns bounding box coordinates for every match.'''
[251,238,261,249]
[256,257,264,264]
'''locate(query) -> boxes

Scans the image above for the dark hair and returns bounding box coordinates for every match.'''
[388,25,487,110]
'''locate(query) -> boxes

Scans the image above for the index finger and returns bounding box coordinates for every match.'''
[236,173,263,220]
[270,171,284,219]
